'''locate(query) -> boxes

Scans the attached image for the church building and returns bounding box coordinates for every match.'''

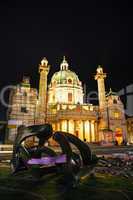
[7,57,127,145]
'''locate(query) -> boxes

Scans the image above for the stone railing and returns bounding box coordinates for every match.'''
[0,144,13,152]
[46,110,97,121]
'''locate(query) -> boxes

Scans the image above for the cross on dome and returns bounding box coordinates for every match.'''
[60,56,69,70]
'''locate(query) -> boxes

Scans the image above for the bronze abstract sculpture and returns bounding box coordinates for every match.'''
[11,124,97,187]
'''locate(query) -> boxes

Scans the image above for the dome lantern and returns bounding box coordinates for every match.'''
[60,56,69,71]
[48,57,84,104]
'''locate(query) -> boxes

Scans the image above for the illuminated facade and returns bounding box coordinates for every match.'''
[127,117,133,143]
[7,77,37,141]
[7,57,127,144]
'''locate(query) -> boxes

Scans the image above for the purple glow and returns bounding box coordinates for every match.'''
[27,154,67,165]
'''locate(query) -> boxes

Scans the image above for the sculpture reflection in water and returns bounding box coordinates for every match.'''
[11,124,98,187]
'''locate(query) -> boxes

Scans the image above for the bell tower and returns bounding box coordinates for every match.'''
[38,57,50,122]
[95,65,107,109]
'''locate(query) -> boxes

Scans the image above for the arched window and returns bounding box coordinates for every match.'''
[114,112,120,118]
[21,106,27,113]
[68,79,72,84]
[113,99,117,104]
[68,93,72,102]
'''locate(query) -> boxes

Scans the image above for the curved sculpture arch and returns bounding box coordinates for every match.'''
[11,124,97,186]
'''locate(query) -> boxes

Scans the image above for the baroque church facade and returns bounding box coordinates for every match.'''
[7,57,127,145]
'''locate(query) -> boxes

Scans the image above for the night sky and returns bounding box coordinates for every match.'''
[0,1,133,119]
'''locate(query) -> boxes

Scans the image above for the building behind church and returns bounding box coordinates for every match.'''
[7,57,128,145]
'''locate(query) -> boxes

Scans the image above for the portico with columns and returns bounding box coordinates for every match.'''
[46,102,98,142]
[50,119,97,142]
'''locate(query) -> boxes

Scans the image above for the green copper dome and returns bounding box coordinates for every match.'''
[51,70,81,85]
[50,57,81,86]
